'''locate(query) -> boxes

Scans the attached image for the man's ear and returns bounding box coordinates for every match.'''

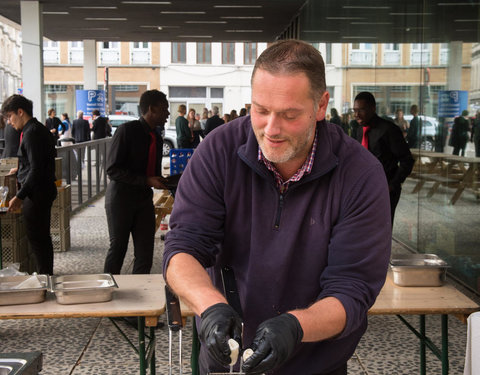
[315,91,330,122]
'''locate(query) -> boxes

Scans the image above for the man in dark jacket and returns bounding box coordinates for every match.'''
[204,106,224,136]
[91,110,111,139]
[163,40,391,375]
[45,108,63,143]
[2,95,57,275]
[72,110,91,143]
[353,91,414,224]
[103,90,169,275]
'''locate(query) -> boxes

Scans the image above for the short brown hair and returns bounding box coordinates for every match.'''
[251,40,326,101]
[178,104,186,114]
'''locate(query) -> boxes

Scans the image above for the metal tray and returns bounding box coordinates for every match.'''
[0,275,49,305]
[50,274,118,305]
[390,254,449,287]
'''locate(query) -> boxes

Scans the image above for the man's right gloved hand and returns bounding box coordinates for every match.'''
[199,302,243,366]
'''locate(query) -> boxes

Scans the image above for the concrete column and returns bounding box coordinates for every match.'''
[447,41,463,90]
[20,1,44,120]
[83,39,97,90]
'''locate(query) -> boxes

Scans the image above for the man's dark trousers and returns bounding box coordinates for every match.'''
[23,188,57,275]
[104,180,155,274]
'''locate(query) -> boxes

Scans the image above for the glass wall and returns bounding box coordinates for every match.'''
[300,1,480,295]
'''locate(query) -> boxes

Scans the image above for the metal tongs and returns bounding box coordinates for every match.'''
[165,285,183,375]
[209,266,246,375]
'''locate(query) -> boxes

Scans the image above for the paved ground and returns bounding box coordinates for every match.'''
[0,190,479,374]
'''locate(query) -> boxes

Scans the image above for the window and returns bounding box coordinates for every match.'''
[210,88,224,98]
[43,41,60,64]
[222,43,235,64]
[325,43,332,64]
[410,43,432,65]
[102,42,119,49]
[115,85,139,92]
[172,42,186,63]
[244,43,257,65]
[383,43,401,65]
[131,42,150,64]
[68,41,83,64]
[197,43,212,64]
[169,87,207,98]
[350,43,374,65]
[45,85,67,93]
[100,42,120,64]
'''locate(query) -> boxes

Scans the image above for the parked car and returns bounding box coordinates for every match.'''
[389,114,438,151]
[162,127,178,156]
[108,116,177,156]
[108,114,138,135]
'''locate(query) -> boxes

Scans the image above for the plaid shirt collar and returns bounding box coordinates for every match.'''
[258,128,318,193]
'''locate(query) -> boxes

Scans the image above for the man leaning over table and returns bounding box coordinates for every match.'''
[1,94,57,275]
[163,40,391,375]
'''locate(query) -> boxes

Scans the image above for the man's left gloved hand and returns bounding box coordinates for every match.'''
[241,313,303,374]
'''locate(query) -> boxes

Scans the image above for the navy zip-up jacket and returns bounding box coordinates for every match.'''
[164,115,391,374]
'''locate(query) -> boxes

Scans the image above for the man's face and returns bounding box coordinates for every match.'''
[250,69,328,168]
[4,110,26,131]
[151,101,170,127]
[353,100,376,126]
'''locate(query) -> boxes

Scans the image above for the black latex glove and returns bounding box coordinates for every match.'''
[242,313,303,374]
[199,302,243,366]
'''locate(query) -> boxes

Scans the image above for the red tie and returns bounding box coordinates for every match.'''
[146,132,157,177]
[20,132,23,143]
[361,126,370,149]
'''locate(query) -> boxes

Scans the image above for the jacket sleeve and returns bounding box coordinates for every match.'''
[317,160,391,339]
[106,125,147,186]
[388,125,414,187]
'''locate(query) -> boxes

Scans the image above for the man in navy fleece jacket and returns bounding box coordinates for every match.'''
[163,40,391,375]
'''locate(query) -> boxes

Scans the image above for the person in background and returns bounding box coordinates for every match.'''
[222,113,231,124]
[340,112,351,135]
[2,95,57,274]
[45,108,63,143]
[103,89,169,275]
[188,108,203,148]
[163,40,391,375]
[329,108,341,127]
[472,111,480,157]
[393,108,409,138]
[91,110,111,139]
[230,109,238,121]
[175,104,193,148]
[204,106,224,136]
[72,111,91,167]
[239,108,247,117]
[59,113,73,146]
[353,91,414,224]
[450,110,470,156]
[406,105,420,148]
[1,118,21,158]
[200,108,209,132]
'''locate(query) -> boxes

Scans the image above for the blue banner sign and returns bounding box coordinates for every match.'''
[75,90,106,119]
[438,90,468,118]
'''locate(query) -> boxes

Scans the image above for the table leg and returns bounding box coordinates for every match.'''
[138,317,146,375]
[420,315,426,375]
[442,315,449,375]
[150,326,156,375]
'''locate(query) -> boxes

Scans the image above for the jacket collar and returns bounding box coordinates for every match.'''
[237,119,338,184]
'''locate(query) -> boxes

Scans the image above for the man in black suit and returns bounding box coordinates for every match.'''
[91,110,111,139]
[72,110,91,143]
[204,106,224,136]
[45,108,63,143]
[2,95,57,274]
[353,91,414,224]
[72,110,91,167]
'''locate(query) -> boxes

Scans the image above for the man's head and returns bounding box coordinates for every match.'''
[92,109,100,118]
[77,110,84,119]
[140,89,170,129]
[212,106,219,116]
[48,108,56,117]
[410,105,419,116]
[250,40,329,176]
[1,94,34,131]
[178,104,186,116]
[353,92,376,126]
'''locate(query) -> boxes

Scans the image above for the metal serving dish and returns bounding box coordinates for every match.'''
[0,275,49,306]
[390,254,449,287]
[50,274,118,305]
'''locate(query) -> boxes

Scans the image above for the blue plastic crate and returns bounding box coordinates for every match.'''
[169,148,194,175]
